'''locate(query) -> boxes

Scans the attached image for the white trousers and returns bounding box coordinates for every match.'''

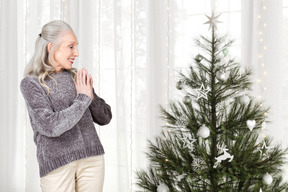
[40,155,105,192]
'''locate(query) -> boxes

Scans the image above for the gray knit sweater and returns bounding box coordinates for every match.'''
[20,70,112,177]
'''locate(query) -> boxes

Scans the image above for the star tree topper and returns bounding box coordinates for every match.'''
[204,12,222,31]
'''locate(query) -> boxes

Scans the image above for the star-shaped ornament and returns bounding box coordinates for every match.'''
[180,134,196,150]
[261,141,272,151]
[258,141,272,157]
[204,12,222,31]
[196,83,209,100]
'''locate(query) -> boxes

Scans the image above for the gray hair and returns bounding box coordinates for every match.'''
[24,20,77,93]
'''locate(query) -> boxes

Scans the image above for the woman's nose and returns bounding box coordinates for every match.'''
[74,47,79,57]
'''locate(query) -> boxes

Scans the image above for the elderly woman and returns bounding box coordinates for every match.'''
[20,20,112,192]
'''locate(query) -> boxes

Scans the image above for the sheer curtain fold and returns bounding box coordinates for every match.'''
[0,0,159,191]
[241,0,288,181]
[242,0,287,146]
[0,0,25,191]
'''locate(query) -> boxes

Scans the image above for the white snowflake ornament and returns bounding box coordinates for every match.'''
[192,158,205,170]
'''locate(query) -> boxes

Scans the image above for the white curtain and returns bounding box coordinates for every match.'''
[242,0,288,181]
[0,0,26,191]
[1,0,167,191]
[1,0,287,191]
[242,0,288,146]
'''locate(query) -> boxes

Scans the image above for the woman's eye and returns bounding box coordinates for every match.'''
[70,46,73,49]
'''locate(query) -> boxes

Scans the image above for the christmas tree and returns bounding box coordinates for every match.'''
[136,13,288,192]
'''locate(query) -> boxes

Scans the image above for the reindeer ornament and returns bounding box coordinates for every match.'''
[213,145,234,168]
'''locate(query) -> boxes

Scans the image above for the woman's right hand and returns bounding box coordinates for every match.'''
[75,68,94,100]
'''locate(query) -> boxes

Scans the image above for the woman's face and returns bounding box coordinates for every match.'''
[50,30,79,72]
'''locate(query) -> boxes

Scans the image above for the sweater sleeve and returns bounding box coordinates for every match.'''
[20,77,92,138]
[89,89,112,125]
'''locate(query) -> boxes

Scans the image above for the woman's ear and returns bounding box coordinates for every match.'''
[47,43,53,53]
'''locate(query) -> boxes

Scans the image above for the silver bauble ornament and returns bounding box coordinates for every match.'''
[176,80,183,90]
[195,54,203,62]
[239,95,250,105]
[197,125,210,138]
[157,183,169,192]
[263,173,273,185]
[183,95,191,105]
[216,71,228,81]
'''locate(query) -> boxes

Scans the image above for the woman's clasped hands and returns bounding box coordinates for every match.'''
[75,68,94,100]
